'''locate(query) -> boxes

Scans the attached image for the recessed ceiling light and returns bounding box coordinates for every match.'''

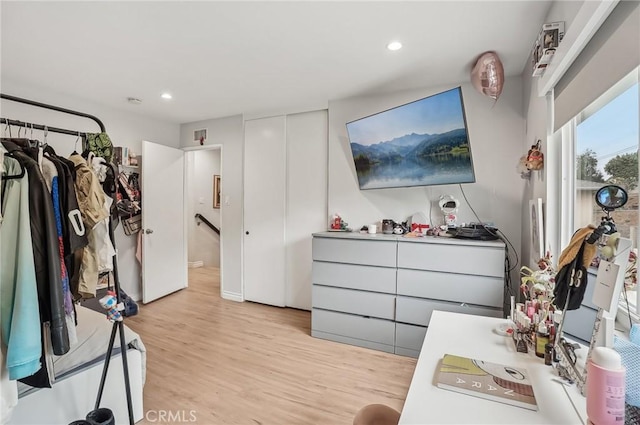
[387,41,402,51]
[161,93,173,100]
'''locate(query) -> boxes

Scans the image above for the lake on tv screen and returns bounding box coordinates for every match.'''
[356,154,474,189]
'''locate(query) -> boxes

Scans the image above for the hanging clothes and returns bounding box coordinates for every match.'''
[69,153,108,230]
[40,156,78,345]
[0,107,129,407]
[85,132,114,163]
[1,140,69,356]
[0,151,42,380]
[43,148,88,301]
[69,153,111,298]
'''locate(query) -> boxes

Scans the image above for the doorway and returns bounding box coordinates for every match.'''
[185,146,222,297]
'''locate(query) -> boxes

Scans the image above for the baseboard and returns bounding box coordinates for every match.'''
[188,261,204,268]
[221,290,243,302]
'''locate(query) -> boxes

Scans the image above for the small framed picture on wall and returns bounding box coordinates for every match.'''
[213,175,221,209]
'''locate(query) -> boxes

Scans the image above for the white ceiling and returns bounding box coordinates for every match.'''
[1,1,552,124]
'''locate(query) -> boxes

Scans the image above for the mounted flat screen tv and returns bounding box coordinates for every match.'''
[346,87,475,190]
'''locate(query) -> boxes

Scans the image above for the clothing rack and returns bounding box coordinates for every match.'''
[1,93,134,425]
[1,93,106,133]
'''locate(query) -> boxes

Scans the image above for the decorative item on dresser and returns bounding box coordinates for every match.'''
[311,232,506,357]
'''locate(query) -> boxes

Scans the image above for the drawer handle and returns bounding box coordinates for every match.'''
[460,303,468,308]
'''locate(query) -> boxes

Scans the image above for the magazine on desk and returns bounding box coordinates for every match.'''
[436,354,538,411]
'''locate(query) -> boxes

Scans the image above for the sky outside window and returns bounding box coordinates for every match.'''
[577,83,639,177]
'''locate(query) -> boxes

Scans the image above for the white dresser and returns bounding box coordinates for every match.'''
[311,232,505,357]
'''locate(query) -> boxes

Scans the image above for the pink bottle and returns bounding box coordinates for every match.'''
[586,347,625,425]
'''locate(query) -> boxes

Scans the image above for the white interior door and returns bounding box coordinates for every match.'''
[141,140,187,303]
[286,110,328,310]
[244,116,286,307]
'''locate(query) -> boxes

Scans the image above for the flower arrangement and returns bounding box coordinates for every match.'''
[520,251,556,301]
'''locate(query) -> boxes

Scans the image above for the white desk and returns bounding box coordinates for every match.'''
[399,311,587,424]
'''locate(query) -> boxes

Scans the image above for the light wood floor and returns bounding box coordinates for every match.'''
[126,267,416,424]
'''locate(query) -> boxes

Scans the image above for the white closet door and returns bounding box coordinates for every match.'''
[243,116,286,307]
[141,140,187,303]
[286,110,328,310]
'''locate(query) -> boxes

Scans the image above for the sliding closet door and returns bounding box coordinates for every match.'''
[286,110,328,310]
[141,140,187,303]
[243,116,286,307]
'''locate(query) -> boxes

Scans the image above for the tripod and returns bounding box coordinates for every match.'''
[94,218,135,425]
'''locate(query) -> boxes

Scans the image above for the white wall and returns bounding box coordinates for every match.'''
[1,79,181,301]
[186,149,221,267]
[521,0,603,267]
[180,115,244,300]
[522,51,550,267]
[328,79,525,290]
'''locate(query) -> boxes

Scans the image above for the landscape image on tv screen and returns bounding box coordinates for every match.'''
[346,87,475,190]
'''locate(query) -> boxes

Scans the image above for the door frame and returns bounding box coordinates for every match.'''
[183,144,225,299]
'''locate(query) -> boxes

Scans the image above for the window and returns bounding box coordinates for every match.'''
[557,71,638,326]
[574,81,639,240]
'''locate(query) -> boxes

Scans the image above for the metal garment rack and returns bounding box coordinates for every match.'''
[1,93,134,425]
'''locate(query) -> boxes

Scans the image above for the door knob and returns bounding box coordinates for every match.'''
[246,231,249,235]
[145,229,154,234]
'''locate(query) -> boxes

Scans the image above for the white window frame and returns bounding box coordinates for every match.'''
[552,71,640,325]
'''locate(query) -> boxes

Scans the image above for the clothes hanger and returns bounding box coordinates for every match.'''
[22,122,37,148]
[2,120,10,138]
[0,142,26,180]
[1,122,32,147]
[41,125,48,148]
[1,154,26,180]
[72,131,80,155]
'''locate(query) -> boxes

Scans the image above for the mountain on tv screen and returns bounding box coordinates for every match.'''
[346,87,475,190]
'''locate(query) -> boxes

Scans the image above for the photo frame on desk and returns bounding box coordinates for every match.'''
[529,198,544,261]
[213,175,221,209]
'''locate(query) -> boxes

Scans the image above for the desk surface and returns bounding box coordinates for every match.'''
[399,311,587,424]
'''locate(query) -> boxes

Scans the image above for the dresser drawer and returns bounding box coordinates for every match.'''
[312,261,396,294]
[395,322,427,352]
[312,308,395,346]
[312,237,396,267]
[397,269,502,307]
[312,285,395,319]
[397,241,503,277]
[395,296,502,326]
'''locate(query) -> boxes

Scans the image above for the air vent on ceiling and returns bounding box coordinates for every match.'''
[194,128,207,144]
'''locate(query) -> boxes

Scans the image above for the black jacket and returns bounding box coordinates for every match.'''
[1,140,70,355]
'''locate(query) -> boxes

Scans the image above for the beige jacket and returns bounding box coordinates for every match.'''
[69,154,109,298]
[69,154,108,229]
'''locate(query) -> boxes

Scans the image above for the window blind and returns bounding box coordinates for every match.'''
[553,0,639,132]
